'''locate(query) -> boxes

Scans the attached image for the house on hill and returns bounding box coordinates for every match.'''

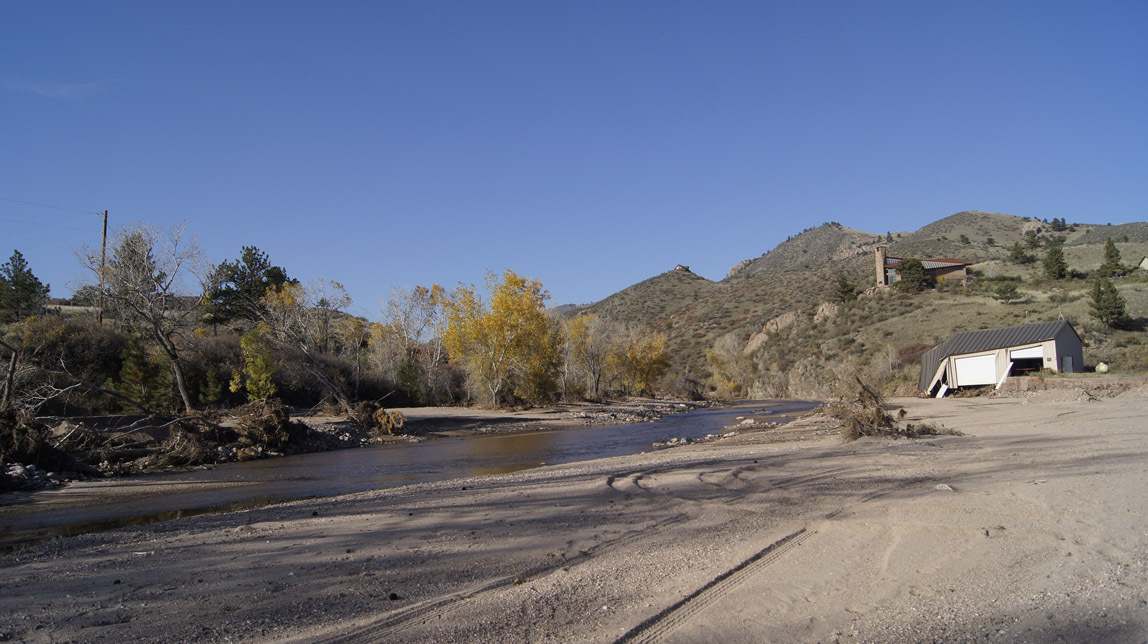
[875,247,969,288]
[919,319,1083,397]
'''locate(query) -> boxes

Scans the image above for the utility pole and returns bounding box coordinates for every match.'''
[98,210,108,325]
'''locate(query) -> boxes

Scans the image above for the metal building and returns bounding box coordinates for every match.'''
[919,320,1083,397]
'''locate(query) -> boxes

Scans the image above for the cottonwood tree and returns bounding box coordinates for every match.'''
[261,278,355,414]
[80,223,205,412]
[442,270,558,407]
[372,285,448,404]
[565,313,620,401]
[611,329,672,396]
[706,332,755,398]
[0,250,50,323]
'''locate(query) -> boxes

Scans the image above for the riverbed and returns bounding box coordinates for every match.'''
[0,400,816,552]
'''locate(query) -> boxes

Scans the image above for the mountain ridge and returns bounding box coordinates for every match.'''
[573,210,1148,396]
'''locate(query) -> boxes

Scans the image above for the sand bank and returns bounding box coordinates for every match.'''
[2,389,1146,643]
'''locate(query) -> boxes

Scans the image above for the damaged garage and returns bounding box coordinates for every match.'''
[920,319,1083,397]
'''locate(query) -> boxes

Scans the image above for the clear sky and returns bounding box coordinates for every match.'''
[2,1,1146,316]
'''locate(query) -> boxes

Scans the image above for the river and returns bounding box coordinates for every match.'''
[0,400,817,552]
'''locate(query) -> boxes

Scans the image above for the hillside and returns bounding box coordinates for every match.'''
[578,211,1148,398]
[725,222,883,279]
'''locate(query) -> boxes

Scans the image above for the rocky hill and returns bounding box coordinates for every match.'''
[576,211,1148,399]
[725,222,884,279]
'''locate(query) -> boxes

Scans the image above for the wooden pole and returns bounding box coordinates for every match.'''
[98,210,108,325]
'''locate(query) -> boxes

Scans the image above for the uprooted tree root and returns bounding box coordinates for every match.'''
[826,377,962,442]
[231,399,310,452]
[1,411,102,486]
[350,401,406,436]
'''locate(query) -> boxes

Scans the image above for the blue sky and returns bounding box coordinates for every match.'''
[2,1,1146,315]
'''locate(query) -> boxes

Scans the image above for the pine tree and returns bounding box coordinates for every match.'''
[1042,244,1068,280]
[1089,276,1130,328]
[204,246,294,326]
[1097,238,1123,278]
[0,250,50,323]
[833,275,859,303]
[110,334,172,412]
[895,258,934,293]
[1008,242,1034,265]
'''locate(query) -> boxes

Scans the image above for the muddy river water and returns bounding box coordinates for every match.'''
[0,400,817,552]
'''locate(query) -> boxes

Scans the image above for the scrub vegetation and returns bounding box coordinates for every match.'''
[2,212,1148,479]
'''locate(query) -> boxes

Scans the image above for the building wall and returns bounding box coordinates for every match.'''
[1052,325,1084,372]
[931,266,968,284]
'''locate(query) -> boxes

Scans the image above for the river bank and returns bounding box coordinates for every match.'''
[3,388,1147,642]
[1,399,712,492]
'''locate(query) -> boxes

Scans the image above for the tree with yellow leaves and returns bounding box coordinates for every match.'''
[611,329,672,396]
[229,323,278,401]
[442,270,558,407]
[706,332,755,399]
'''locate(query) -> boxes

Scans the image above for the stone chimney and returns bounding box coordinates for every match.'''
[875,246,887,287]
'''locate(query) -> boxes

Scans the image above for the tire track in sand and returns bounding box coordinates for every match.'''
[613,528,813,644]
[309,512,689,644]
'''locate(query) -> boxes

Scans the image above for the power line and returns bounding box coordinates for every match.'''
[0,216,101,234]
[0,196,101,215]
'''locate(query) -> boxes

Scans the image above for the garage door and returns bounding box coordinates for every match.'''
[954,354,997,386]
[1010,346,1043,360]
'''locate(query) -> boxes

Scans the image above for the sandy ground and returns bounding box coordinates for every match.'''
[2,389,1147,643]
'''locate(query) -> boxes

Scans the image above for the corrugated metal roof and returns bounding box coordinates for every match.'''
[918,320,1079,390]
[921,259,968,269]
[885,257,969,269]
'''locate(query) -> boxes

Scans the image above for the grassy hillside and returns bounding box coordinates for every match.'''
[576,211,1148,399]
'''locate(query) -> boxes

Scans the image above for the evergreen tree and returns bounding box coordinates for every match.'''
[1097,238,1123,278]
[109,334,172,412]
[1089,276,1130,328]
[895,258,934,293]
[1009,242,1034,265]
[204,246,294,326]
[0,250,50,323]
[833,275,859,303]
[993,282,1020,304]
[1042,244,1068,280]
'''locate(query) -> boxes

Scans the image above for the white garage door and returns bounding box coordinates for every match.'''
[1010,346,1043,360]
[954,354,998,386]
